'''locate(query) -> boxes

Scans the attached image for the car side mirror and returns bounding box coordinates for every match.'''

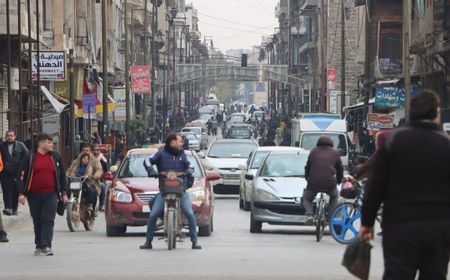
[206,171,220,181]
[110,165,118,173]
[245,173,254,180]
[101,172,114,181]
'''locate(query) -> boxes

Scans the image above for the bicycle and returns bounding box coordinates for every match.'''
[313,192,329,242]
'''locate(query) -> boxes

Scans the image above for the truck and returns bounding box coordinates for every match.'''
[291,113,349,168]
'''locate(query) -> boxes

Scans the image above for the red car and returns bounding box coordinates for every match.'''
[104,148,220,237]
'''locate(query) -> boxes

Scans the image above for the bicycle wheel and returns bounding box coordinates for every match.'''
[167,210,176,251]
[66,201,80,232]
[330,202,361,244]
[315,203,324,242]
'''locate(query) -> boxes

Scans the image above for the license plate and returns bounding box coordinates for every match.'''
[142,205,150,213]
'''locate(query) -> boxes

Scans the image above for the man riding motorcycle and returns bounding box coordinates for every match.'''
[140,134,201,250]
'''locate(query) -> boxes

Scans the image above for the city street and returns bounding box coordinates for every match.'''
[0,197,384,280]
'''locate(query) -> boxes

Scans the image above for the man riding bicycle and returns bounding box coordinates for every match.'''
[303,136,343,225]
[140,134,201,250]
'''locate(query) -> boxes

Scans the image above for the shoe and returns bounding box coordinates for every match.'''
[12,210,18,216]
[3,209,12,216]
[0,231,9,243]
[33,248,43,256]
[139,241,152,249]
[42,247,54,256]
[192,241,202,250]
[304,215,314,226]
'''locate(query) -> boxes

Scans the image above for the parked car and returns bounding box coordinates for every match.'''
[224,113,247,135]
[239,147,305,211]
[225,124,254,140]
[204,139,258,194]
[104,148,220,237]
[246,149,309,233]
[181,127,208,149]
[181,132,201,151]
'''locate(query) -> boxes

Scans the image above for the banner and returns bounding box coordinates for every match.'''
[82,94,97,114]
[374,87,405,108]
[131,65,151,95]
[327,69,337,90]
[367,113,394,132]
[32,51,66,81]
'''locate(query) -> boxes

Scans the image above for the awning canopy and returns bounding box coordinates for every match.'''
[41,86,68,114]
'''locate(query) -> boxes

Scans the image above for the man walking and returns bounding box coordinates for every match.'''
[1,130,28,216]
[360,90,450,279]
[17,134,68,256]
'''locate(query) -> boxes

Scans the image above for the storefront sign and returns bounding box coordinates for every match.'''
[327,69,337,90]
[367,113,395,131]
[131,65,151,95]
[375,87,405,108]
[32,51,65,81]
[82,94,97,114]
[329,90,338,114]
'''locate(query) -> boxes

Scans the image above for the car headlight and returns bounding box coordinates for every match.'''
[255,189,279,201]
[111,189,132,203]
[187,187,206,206]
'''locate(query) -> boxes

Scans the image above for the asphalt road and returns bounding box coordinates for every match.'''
[0,195,384,280]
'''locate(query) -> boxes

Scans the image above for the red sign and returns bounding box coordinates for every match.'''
[131,65,151,95]
[327,69,337,90]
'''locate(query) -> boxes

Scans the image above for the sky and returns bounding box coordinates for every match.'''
[189,0,279,52]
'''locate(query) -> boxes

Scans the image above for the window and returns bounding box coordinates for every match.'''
[380,29,402,60]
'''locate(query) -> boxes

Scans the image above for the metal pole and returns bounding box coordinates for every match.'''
[18,0,22,138]
[143,0,149,128]
[6,0,11,134]
[340,0,346,115]
[36,0,41,131]
[173,22,176,109]
[27,0,34,150]
[150,3,158,129]
[69,49,75,159]
[124,0,131,148]
[102,0,109,143]
[403,0,411,121]
[162,55,167,141]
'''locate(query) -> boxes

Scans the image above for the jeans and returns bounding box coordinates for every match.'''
[382,220,450,280]
[145,192,198,242]
[98,181,106,208]
[27,192,58,249]
[1,175,18,211]
[303,188,339,219]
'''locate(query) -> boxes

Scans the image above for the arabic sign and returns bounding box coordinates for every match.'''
[367,113,395,131]
[131,65,151,94]
[375,87,405,108]
[82,94,97,114]
[32,51,65,81]
[329,90,338,114]
[327,69,337,90]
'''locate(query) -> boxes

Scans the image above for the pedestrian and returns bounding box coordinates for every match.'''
[91,144,108,211]
[1,130,28,216]
[360,90,450,280]
[67,153,98,212]
[17,133,68,256]
[303,136,343,225]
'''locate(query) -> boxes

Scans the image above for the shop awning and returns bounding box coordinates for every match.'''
[41,86,68,114]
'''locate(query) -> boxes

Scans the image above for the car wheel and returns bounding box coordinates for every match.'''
[198,221,212,237]
[250,213,262,233]
[106,225,126,236]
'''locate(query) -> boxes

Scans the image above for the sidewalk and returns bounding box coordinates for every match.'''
[0,190,31,230]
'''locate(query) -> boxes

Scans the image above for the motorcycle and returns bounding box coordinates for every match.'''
[66,176,96,232]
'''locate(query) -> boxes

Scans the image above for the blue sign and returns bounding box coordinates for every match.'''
[374,87,405,108]
[82,94,97,114]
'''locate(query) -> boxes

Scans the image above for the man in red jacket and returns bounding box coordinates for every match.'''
[18,133,68,256]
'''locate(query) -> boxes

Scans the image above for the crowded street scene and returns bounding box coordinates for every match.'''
[1,0,450,279]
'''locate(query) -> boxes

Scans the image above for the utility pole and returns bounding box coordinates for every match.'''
[340,0,346,115]
[102,0,109,143]
[143,0,149,129]
[69,49,75,159]
[150,3,158,130]
[124,0,131,148]
[403,0,411,121]
[18,0,22,138]
[6,0,11,136]
[27,0,34,150]
[36,0,41,131]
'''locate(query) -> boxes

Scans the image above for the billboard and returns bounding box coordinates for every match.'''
[131,65,151,95]
[32,51,66,81]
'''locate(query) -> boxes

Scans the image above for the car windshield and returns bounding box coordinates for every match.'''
[200,114,212,121]
[229,115,245,123]
[229,128,251,139]
[182,128,201,135]
[185,134,197,140]
[250,151,270,169]
[118,154,203,178]
[301,133,348,156]
[208,142,256,158]
[259,154,308,177]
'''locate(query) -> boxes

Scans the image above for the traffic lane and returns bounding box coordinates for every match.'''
[0,197,384,280]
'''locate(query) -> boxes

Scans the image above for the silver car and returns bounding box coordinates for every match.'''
[247,149,309,233]
[181,132,201,152]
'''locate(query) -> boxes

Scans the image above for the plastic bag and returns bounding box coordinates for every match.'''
[342,238,372,280]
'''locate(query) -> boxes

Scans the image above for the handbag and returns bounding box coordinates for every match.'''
[342,238,372,280]
[56,196,66,216]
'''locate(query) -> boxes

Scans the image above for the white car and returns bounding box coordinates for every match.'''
[181,127,208,149]
[239,146,305,211]
[181,132,201,151]
[204,139,258,194]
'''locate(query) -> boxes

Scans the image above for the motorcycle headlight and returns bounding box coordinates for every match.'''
[187,187,206,206]
[255,189,279,201]
[111,189,132,203]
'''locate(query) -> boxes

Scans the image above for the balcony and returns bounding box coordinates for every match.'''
[299,0,318,15]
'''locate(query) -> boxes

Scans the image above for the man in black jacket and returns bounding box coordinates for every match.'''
[303,136,343,225]
[17,133,68,256]
[1,130,28,216]
[360,90,450,280]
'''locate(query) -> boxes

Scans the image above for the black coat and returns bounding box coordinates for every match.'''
[0,141,28,178]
